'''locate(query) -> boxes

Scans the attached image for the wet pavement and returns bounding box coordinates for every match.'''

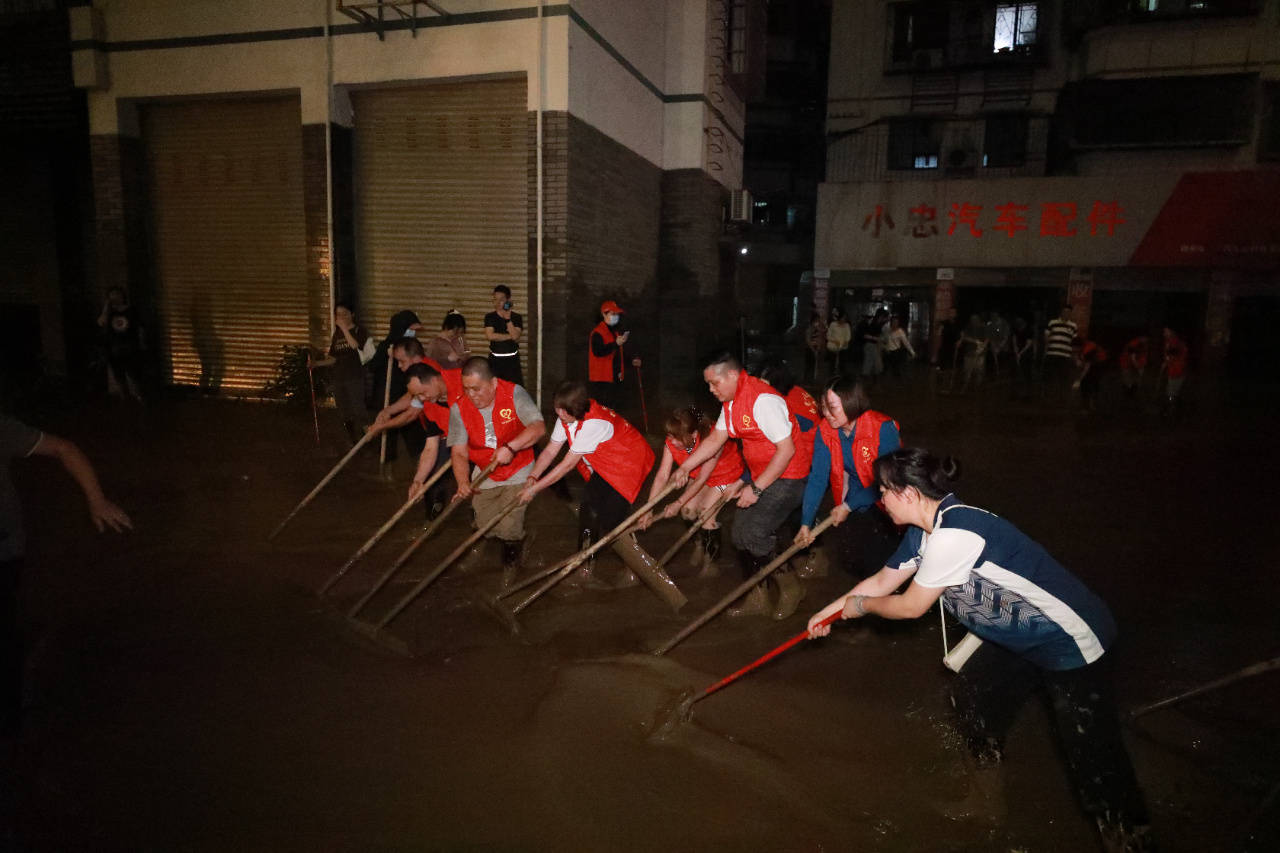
[3,372,1278,851]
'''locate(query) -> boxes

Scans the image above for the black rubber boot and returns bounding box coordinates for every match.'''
[343,419,362,445]
[696,527,721,580]
[688,527,706,570]
[727,550,773,618]
[771,568,805,621]
[501,539,523,587]
[565,528,610,590]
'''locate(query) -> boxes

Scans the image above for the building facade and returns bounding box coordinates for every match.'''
[67,0,762,403]
[816,0,1280,376]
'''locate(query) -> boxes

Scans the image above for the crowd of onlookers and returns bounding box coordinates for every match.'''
[803,303,1191,414]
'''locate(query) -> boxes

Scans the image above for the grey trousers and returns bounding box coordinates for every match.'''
[730,477,806,557]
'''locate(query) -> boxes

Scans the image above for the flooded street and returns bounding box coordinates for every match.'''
[6,380,1278,851]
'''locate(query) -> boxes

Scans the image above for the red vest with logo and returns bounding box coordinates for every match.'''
[588,321,621,383]
[818,410,898,505]
[457,379,535,482]
[666,434,744,488]
[566,401,654,502]
[723,374,809,482]
[785,385,819,468]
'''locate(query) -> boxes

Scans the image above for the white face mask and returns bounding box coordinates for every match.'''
[606,314,620,327]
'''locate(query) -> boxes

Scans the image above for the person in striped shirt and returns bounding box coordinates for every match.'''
[808,447,1150,851]
[1043,306,1078,398]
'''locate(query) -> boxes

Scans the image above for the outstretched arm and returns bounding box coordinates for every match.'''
[30,435,132,533]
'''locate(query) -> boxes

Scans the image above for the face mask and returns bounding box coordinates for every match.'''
[606,314,619,327]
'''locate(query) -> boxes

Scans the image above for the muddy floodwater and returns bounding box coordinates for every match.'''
[4,382,1278,851]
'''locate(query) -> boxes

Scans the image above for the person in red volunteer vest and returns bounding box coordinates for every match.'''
[1160,326,1189,414]
[1120,332,1150,399]
[521,380,679,600]
[794,375,902,584]
[758,359,823,619]
[388,363,450,518]
[445,357,545,582]
[639,407,744,579]
[1071,337,1108,412]
[674,352,812,617]
[367,337,464,518]
[588,300,640,414]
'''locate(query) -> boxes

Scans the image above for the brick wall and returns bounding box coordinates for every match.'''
[89,134,147,299]
[528,114,728,420]
[658,169,730,405]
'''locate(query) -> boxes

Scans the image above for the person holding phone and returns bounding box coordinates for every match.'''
[484,285,523,386]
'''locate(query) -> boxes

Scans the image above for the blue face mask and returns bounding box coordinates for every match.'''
[606,314,619,326]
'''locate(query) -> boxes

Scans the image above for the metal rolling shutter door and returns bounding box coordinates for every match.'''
[353,78,527,374]
[143,97,309,392]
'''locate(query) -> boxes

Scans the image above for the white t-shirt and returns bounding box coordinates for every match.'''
[715,393,791,443]
[551,417,614,471]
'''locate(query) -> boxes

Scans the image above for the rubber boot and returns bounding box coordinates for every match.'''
[695,527,721,580]
[687,527,707,570]
[610,533,687,611]
[500,539,523,588]
[936,752,1007,824]
[565,529,611,591]
[1096,813,1154,853]
[726,551,773,618]
[343,419,361,445]
[793,545,829,580]
[771,569,805,621]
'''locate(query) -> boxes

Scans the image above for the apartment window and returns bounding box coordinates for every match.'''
[993,3,1037,53]
[1068,74,1254,148]
[983,115,1029,167]
[727,0,748,75]
[889,119,940,170]
[890,2,949,65]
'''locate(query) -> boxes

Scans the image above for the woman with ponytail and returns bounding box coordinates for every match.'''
[807,447,1150,851]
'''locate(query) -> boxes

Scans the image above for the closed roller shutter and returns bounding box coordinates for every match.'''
[353,78,528,377]
[143,97,309,392]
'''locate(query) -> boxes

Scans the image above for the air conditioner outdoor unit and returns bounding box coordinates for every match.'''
[912,48,945,70]
[729,188,753,222]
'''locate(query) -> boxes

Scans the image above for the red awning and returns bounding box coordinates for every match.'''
[1129,170,1280,269]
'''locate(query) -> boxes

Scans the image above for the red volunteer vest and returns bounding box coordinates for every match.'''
[784,385,819,472]
[417,401,450,435]
[1122,338,1148,371]
[1164,335,1188,378]
[665,433,744,488]
[723,374,809,482]
[818,410,898,505]
[588,321,621,383]
[457,379,535,482]
[420,357,463,404]
[566,401,654,503]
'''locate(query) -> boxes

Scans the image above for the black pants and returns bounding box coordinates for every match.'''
[578,473,631,539]
[831,505,901,580]
[950,640,1148,826]
[383,421,427,463]
[488,353,523,386]
[1,558,22,737]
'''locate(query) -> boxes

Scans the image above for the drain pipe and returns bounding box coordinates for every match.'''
[534,0,545,406]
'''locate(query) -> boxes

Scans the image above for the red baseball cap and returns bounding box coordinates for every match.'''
[600,300,625,314]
